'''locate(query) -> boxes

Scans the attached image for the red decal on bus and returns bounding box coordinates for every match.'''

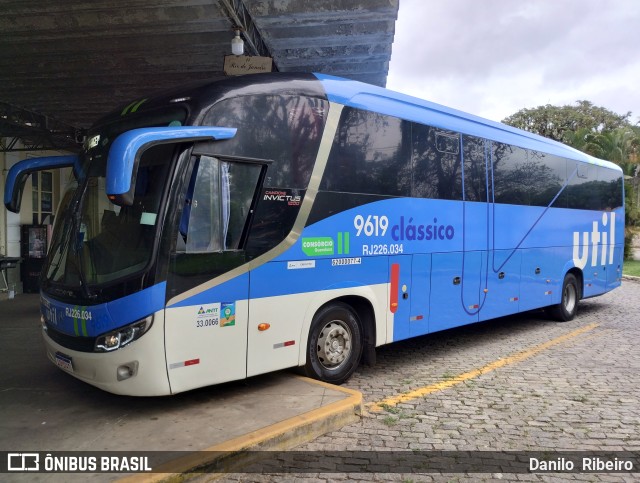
[390,263,400,313]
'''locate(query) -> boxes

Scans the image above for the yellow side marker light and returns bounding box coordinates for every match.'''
[258,323,270,331]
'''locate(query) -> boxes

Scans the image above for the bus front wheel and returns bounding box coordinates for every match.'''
[548,273,579,322]
[304,302,363,385]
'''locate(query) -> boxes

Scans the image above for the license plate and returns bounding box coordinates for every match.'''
[55,352,73,373]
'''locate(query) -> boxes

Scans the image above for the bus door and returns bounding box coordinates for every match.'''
[388,254,430,342]
[165,155,265,394]
[428,135,488,331]
[478,138,522,320]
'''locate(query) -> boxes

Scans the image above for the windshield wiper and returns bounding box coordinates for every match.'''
[46,214,74,283]
[72,215,97,301]
[49,193,96,300]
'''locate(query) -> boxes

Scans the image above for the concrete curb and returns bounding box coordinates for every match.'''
[622,274,640,282]
[118,376,362,482]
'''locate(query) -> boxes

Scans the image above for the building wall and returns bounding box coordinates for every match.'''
[1,143,72,293]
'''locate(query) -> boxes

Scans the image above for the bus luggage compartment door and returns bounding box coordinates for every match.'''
[429,251,482,333]
[519,247,563,311]
[607,244,623,290]
[479,250,522,321]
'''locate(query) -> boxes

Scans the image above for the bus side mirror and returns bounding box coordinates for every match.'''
[4,155,79,213]
[105,126,237,206]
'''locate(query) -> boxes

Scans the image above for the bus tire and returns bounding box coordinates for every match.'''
[548,273,579,322]
[304,302,363,385]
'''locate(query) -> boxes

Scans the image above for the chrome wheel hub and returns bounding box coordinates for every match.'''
[316,320,352,369]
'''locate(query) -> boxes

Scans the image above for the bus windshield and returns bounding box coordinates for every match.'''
[44,108,187,291]
[45,144,173,288]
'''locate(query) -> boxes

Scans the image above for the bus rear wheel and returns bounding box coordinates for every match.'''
[304,302,363,385]
[548,273,579,322]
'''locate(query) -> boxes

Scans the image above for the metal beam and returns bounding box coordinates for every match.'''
[218,0,278,68]
[0,101,80,152]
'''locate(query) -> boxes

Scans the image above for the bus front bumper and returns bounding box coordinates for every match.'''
[42,314,171,396]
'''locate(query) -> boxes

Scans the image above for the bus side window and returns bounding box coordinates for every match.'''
[179,158,200,245]
[462,135,486,202]
[597,166,623,211]
[182,156,261,253]
[528,151,566,208]
[412,124,462,200]
[322,107,411,197]
[492,143,528,205]
[566,161,595,210]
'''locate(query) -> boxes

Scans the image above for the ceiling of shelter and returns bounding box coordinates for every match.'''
[0,0,398,152]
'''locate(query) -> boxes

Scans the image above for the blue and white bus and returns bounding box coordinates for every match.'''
[4,73,624,396]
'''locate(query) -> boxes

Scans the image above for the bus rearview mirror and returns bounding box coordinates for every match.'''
[105,126,237,206]
[4,155,79,213]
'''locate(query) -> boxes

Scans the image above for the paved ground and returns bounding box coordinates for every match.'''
[1,281,638,481]
[213,280,640,482]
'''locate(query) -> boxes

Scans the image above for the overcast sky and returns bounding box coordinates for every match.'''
[387,0,640,125]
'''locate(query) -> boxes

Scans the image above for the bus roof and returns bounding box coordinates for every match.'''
[96,72,620,173]
[314,73,621,173]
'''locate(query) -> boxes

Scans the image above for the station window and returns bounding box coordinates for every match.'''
[32,170,54,224]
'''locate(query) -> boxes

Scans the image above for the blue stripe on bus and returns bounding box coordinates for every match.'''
[41,282,166,337]
[167,197,623,311]
[166,258,389,308]
[166,273,250,308]
[249,256,390,300]
[282,198,624,258]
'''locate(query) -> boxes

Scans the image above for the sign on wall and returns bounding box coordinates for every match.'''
[223,55,273,76]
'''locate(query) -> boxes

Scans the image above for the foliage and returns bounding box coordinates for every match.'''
[504,101,640,256]
[577,128,640,175]
[623,259,640,277]
[625,183,640,259]
[502,101,633,143]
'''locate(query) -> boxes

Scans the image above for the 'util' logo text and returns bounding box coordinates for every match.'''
[572,212,616,270]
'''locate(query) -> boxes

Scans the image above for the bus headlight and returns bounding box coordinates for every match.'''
[94,316,153,352]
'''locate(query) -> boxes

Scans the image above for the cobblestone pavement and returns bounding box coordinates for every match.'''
[208,280,640,482]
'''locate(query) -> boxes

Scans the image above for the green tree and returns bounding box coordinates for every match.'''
[502,101,633,144]
[581,128,640,175]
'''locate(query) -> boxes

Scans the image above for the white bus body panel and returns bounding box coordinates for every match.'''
[164,300,248,394]
[43,310,170,396]
[246,283,389,378]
